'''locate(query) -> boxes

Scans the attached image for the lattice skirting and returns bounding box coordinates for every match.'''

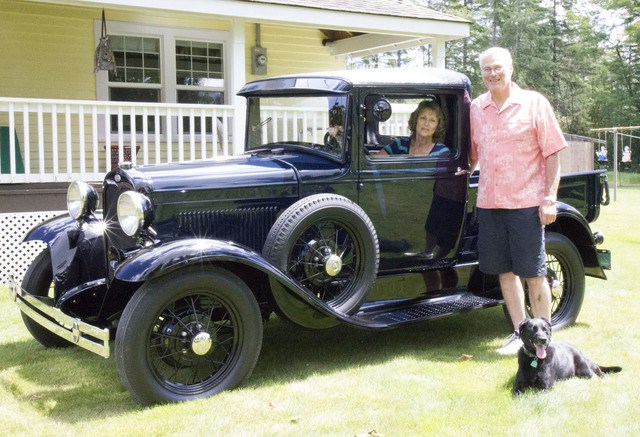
[0,211,65,285]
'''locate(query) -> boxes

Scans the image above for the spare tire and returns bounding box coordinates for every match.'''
[263,194,379,325]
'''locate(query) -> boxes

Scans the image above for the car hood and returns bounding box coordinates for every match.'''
[124,154,298,193]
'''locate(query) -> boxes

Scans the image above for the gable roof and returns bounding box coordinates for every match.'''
[242,0,468,23]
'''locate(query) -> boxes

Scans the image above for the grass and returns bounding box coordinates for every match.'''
[1,188,640,436]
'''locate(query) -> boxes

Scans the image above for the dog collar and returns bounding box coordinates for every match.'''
[522,346,541,368]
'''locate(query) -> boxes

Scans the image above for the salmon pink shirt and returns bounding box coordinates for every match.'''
[470,83,567,209]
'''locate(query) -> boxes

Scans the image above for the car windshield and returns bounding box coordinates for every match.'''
[246,95,348,158]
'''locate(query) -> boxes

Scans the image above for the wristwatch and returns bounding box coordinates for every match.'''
[543,195,556,204]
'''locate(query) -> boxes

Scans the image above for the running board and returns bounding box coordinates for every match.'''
[351,293,501,328]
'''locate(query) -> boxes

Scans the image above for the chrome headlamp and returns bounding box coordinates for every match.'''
[67,181,98,220]
[117,191,153,237]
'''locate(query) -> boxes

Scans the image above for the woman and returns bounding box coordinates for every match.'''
[377,100,449,157]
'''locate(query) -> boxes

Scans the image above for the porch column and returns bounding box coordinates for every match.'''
[432,38,446,69]
[229,19,246,155]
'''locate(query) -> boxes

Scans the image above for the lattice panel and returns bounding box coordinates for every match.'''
[0,211,64,285]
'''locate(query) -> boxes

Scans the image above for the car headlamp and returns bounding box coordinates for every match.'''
[117,191,153,237]
[67,181,98,220]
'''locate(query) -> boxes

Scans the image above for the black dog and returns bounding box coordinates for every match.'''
[513,318,621,394]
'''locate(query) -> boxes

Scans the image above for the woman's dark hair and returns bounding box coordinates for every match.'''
[408,100,446,142]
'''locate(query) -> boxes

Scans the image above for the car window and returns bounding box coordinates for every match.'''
[365,95,456,161]
[245,95,348,159]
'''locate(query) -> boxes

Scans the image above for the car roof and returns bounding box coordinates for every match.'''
[238,68,470,95]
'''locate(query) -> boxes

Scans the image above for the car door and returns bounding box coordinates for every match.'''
[356,90,469,273]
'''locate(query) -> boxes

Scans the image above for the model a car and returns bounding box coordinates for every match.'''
[10,68,611,405]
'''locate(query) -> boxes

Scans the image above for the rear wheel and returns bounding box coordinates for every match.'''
[20,249,73,348]
[503,232,585,329]
[115,268,263,405]
[544,232,585,329]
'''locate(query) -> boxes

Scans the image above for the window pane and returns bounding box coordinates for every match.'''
[178,90,224,134]
[109,88,160,133]
[176,40,190,55]
[175,40,224,86]
[110,35,124,50]
[109,35,161,84]
[125,36,142,52]
[178,90,223,105]
[192,42,207,57]
[126,52,143,68]
[192,58,207,72]
[143,37,159,53]
[176,71,191,86]
[144,53,159,69]
[176,55,191,71]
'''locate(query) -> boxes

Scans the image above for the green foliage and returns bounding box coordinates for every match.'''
[356,0,639,136]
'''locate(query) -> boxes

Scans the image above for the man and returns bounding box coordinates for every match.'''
[469,47,568,354]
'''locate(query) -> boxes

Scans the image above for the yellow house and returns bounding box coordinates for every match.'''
[0,0,469,283]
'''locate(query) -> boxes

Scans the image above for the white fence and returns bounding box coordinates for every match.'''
[0,97,235,183]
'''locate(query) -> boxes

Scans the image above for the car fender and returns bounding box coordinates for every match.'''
[22,213,107,290]
[554,202,606,279]
[113,238,382,328]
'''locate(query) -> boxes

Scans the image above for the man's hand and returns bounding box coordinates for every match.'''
[539,201,557,225]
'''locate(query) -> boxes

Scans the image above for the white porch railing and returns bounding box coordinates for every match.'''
[0,97,235,183]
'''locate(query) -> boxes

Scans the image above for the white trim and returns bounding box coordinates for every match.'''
[229,19,246,156]
[94,21,230,105]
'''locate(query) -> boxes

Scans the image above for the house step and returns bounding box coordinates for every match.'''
[352,292,501,327]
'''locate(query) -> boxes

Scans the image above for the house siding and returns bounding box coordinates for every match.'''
[0,1,96,99]
[1,0,345,101]
[245,24,346,81]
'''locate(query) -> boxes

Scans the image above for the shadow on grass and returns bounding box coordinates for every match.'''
[0,306,511,422]
[250,306,511,386]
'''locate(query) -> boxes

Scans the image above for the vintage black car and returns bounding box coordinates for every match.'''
[10,68,611,405]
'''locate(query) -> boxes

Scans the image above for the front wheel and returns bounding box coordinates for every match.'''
[115,268,263,405]
[20,249,73,348]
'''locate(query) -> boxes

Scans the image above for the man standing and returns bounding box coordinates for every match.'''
[469,47,568,354]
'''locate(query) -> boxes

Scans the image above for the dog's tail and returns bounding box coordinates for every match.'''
[598,365,622,374]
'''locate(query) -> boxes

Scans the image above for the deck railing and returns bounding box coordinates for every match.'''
[0,97,235,183]
[0,97,419,185]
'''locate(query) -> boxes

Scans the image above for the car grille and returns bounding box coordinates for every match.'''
[176,206,278,251]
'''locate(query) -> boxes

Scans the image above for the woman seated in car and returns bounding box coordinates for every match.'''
[377,100,450,157]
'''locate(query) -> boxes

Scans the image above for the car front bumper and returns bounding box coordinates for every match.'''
[9,275,111,358]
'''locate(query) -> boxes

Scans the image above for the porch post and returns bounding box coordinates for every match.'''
[432,38,446,69]
[229,18,246,156]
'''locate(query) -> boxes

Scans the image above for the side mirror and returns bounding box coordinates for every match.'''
[371,99,392,122]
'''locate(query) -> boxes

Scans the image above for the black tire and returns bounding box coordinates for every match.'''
[115,268,263,405]
[503,232,585,330]
[263,194,379,321]
[20,249,73,348]
[545,232,585,329]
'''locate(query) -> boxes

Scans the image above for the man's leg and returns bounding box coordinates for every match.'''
[525,275,551,320]
[499,272,527,329]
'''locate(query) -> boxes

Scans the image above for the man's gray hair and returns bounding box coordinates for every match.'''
[479,47,513,68]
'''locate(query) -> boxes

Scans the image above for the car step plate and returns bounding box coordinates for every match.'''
[353,293,500,327]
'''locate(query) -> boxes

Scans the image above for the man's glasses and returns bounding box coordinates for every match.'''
[482,65,505,74]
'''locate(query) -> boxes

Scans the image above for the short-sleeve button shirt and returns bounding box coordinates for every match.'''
[470,83,568,209]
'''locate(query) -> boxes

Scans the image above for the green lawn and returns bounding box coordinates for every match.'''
[1,188,639,436]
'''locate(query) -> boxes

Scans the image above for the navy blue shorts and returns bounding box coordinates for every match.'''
[477,207,547,278]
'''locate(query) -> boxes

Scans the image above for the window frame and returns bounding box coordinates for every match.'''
[95,21,229,104]
[363,92,460,163]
